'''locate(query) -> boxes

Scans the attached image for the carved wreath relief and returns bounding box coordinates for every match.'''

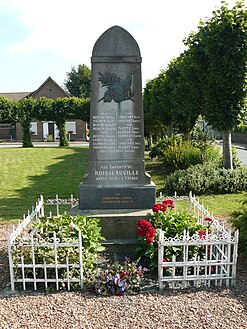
[98,72,134,103]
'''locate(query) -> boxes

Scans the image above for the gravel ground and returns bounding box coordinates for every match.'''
[0,224,247,329]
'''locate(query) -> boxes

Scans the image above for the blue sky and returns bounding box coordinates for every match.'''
[0,0,242,92]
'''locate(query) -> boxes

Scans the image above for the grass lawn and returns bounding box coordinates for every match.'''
[145,156,247,219]
[0,147,246,223]
[0,147,89,223]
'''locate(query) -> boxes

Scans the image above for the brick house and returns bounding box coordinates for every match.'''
[0,77,88,141]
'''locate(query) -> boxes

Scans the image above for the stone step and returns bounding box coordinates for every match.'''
[102,238,138,257]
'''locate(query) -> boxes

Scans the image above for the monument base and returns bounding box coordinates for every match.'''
[78,182,156,210]
[70,207,152,254]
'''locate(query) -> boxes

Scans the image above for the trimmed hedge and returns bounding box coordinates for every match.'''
[164,163,247,195]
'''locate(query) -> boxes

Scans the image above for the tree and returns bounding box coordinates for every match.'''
[63,64,91,98]
[169,51,203,140]
[68,97,90,123]
[15,97,37,147]
[143,78,166,148]
[34,97,70,147]
[185,1,247,168]
[34,97,89,147]
[143,70,175,146]
[0,96,14,122]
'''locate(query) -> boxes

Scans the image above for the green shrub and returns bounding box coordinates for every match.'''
[149,136,182,159]
[162,141,221,173]
[162,141,203,172]
[234,123,247,134]
[164,163,247,195]
[136,199,207,269]
[231,201,247,261]
[13,214,106,286]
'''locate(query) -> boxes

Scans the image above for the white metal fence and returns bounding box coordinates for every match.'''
[8,195,83,291]
[158,192,239,290]
[8,193,239,291]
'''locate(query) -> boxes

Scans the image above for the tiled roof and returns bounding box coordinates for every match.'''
[0,92,31,101]
[0,77,71,100]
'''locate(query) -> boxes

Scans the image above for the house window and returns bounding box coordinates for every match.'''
[66,122,76,134]
[30,122,38,135]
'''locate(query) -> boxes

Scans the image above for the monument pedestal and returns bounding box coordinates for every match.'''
[78,182,156,210]
[70,206,152,254]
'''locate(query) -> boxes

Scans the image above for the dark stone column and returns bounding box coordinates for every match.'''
[78,26,156,211]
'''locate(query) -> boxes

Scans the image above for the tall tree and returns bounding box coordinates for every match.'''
[170,51,203,140]
[0,96,14,122]
[68,97,90,123]
[185,0,247,168]
[63,64,91,98]
[34,97,89,147]
[143,70,175,145]
[34,97,70,147]
[15,97,37,147]
[143,78,166,147]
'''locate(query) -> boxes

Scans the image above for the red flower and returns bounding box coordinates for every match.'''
[199,229,206,240]
[146,236,155,244]
[163,258,169,270]
[152,203,167,212]
[136,219,156,244]
[162,199,175,209]
[152,204,162,212]
[204,217,213,222]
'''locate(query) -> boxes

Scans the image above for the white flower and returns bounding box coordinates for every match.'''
[69,222,76,229]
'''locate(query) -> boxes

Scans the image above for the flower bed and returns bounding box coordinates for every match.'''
[8,197,147,294]
[8,192,239,292]
[136,192,239,289]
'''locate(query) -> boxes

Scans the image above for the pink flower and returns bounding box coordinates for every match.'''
[69,222,76,229]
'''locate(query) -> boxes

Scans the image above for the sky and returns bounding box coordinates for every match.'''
[0,0,244,92]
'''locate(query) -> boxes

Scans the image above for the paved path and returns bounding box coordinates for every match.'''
[217,141,247,166]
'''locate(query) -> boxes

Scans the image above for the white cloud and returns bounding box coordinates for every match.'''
[1,0,244,84]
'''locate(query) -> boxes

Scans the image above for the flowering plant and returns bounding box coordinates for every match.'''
[152,199,174,212]
[136,219,156,244]
[136,199,207,269]
[85,257,148,296]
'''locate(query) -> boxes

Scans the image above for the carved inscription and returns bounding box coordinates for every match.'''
[92,112,141,153]
[102,193,133,204]
[94,164,139,182]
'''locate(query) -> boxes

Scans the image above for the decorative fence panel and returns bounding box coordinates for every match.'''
[158,192,239,290]
[8,195,83,291]
[8,193,239,291]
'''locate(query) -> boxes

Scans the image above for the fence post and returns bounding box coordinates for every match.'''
[56,195,59,216]
[79,231,83,289]
[31,232,37,290]
[232,230,239,285]
[40,195,44,218]
[8,234,15,291]
[158,229,164,290]
[53,232,59,290]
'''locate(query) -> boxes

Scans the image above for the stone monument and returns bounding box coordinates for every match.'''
[78,25,156,213]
